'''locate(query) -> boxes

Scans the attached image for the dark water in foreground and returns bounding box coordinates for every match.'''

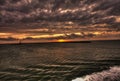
[0,40,120,81]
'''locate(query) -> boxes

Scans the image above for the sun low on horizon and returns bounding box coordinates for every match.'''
[51,39,71,43]
[57,39,66,42]
[0,0,120,81]
[0,0,120,44]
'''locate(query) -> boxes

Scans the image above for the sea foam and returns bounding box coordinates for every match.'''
[72,66,120,81]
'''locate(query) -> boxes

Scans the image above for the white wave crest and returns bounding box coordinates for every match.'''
[72,66,120,81]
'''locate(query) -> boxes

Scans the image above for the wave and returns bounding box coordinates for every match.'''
[0,63,120,81]
[72,66,120,81]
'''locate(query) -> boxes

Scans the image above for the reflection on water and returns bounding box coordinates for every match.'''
[0,40,120,81]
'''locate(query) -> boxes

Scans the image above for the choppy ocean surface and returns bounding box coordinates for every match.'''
[0,40,120,81]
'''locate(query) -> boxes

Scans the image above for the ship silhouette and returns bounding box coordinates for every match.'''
[18,39,22,44]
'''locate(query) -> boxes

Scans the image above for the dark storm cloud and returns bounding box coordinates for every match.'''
[0,37,17,41]
[92,0,120,15]
[0,0,120,34]
[0,0,119,23]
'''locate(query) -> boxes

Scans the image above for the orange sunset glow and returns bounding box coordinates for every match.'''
[0,1,120,81]
[0,0,120,44]
[57,39,67,42]
[0,29,120,44]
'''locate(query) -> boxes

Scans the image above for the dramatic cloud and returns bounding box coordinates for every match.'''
[0,0,120,41]
[0,0,120,24]
[0,37,17,41]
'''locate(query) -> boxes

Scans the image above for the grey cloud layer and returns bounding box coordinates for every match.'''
[0,0,120,25]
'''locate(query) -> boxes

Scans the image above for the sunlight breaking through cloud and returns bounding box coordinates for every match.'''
[0,0,120,42]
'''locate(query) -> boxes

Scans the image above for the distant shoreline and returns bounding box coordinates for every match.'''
[0,39,120,45]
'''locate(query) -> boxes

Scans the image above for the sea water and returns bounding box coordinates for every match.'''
[0,40,120,81]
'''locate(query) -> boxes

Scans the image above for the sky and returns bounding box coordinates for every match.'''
[0,0,120,43]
